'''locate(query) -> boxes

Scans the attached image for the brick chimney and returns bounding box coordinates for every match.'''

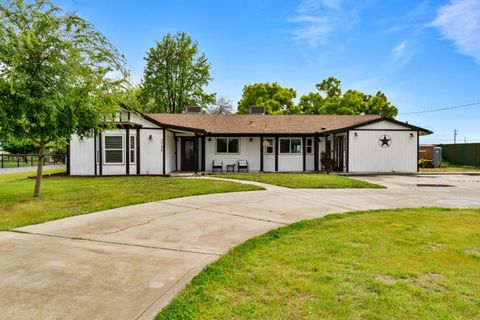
[249,106,265,115]
[185,106,202,114]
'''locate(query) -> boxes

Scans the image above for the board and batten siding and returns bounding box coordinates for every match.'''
[348,120,418,173]
[205,137,261,172]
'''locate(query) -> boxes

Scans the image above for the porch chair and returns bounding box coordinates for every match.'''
[237,160,249,173]
[212,160,223,173]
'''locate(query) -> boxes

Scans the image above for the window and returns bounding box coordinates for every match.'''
[216,138,240,154]
[129,135,136,164]
[279,138,302,154]
[265,138,274,154]
[306,138,313,154]
[104,135,123,164]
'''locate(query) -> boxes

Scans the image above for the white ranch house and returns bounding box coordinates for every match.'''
[68,107,432,175]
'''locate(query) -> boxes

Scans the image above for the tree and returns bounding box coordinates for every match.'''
[141,32,215,113]
[2,137,38,154]
[0,0,128,197]
[237,83,298,114]
[299,77,398,117]
[208,96,233,115]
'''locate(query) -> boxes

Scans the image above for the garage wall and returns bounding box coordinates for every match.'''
[70,134,95,175]
[348,130,417,172]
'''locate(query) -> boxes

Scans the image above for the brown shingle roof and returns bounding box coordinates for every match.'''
[144,114,383,134]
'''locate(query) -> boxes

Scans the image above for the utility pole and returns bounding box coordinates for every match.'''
[453,129,458,165]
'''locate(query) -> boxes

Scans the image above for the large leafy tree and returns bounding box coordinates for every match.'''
[299,77,398,117]
[237,82,298,114]
[0,0,128,197]
[141,32,215,113]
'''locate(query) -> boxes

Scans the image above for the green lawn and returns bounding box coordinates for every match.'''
[157,208,480,320]
[213,172,383,188]
[0,170,262,231]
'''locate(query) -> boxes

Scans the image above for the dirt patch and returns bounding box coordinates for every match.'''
[423,242,447,251]
[374,274,397,286]
[411,273,447,292]
[465,249,480,257]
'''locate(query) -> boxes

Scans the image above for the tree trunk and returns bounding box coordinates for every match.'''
[33,142,46,198]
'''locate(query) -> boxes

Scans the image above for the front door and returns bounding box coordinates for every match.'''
[181,138,195,171]
[337,136,344,171]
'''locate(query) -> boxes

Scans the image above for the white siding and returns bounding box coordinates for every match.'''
[348,130,417,172]
[359,120,410,130]
[139,129,163,174]
[205,137,261,172]
[70,134,95,175]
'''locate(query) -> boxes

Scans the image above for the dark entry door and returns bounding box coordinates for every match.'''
[337,136,344,171]
[181,138,195,171]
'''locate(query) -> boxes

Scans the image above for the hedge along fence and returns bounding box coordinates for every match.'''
[439,143,480,167]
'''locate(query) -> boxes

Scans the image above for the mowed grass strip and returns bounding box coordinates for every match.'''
[157,208,480,320]
[0,170,263,230]
[213,172,383,188]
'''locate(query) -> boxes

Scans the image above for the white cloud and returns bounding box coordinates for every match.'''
[432,0,480,64]
[391,40,414,69]
[288,0,358,47]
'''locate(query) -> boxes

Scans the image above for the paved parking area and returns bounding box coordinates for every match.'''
[1,174,479,319]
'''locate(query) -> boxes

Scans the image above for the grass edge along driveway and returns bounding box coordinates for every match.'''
[0,170,263,231]
[213,172,383,189]
[157,208,480,320]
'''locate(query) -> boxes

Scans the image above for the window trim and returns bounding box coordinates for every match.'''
[306,138,313,154]
[215,137,241,154]
[264,137,274,155]
[279,138,303,154]
[103,134,124,165]
[129,134,136,165]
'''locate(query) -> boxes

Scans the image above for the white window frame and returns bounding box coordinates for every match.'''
[129,134,136,164]
[306,138,313,154]
[215,137,240,154]
[95,135,100,165]
[103,134,124,165]
[264,137,274,155]
[279,138,302,154]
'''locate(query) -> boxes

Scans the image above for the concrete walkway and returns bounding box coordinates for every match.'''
[1,175,480,319]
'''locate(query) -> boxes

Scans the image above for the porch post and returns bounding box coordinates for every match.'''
[346,131,349,173]
[302,136,306,172]
[417,131,419,172]
[333,133,337,168]
[162,128,166,175]
[201,136,206,171]
[259,135,264,172]
[126,127,130,175]
[98,131,103,175]
[194,135,198,173]
[136,128,141,174]
[275,136,279,172]
[67,140,71,175]
[174,133,177,171]
[93,130,97,176]
[314,133,319,171]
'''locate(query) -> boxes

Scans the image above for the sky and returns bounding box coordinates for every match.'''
[56,0,480,144]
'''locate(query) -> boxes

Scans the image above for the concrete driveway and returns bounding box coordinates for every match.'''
[1,174,480,320]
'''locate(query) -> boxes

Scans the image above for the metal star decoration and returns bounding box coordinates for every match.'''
[379,135,391,148]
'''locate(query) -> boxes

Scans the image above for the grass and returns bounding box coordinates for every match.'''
[157,208,480,320]
[0,170,263,231]
[212,172,383,188]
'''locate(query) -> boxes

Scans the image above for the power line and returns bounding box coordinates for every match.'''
[399,102,480,115]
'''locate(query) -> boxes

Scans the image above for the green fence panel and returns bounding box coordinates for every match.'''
[440,143,480,167]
